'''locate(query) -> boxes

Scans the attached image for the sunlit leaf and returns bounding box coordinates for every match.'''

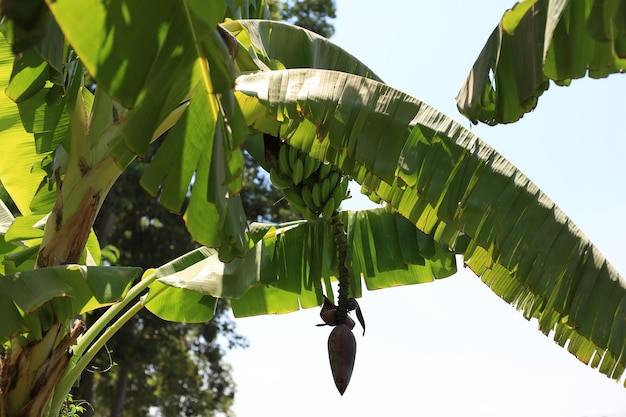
[0,34,53,214]
[235,67,626,383]
[156,246,268,299]
[457,0,626,125]
[145,274,218,323]
[5,48,49,103]
[48,0,249,257]
[4,213,46,241]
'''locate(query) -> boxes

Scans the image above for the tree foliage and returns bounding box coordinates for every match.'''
[276,0,336,38]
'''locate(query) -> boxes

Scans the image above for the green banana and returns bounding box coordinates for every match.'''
[288,144,299,168]
[278,145,292,176]
[301,185,318,212]
[283,187,306,208]
[321,196,336,220]
[320,177,331,203]
[302,206,320,222]
[327,171,340,192]
[292,158,304,185]
[270,168,292,190]
[312,182,323,207]
[302,155,321,180]
[289,201,303,215]
[331,177,348,204]
[318,162,333,180]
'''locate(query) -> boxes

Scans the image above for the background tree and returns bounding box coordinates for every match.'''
[270,0,336,38]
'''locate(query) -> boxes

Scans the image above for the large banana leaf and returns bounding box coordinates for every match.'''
[0,33,55,215]
[457,0,626,125]
[234,68,626,384]
[222,19,382,80]
[0,27,95,215]
[0,265,141,343]
[148,209,456,320]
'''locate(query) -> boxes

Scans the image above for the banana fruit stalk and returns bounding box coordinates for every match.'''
[268,143,349,221]
[317,296,355,330]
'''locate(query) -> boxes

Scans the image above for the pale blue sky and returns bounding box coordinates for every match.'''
[226,2,626,416]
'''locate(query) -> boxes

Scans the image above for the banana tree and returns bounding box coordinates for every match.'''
[0,0,625,416]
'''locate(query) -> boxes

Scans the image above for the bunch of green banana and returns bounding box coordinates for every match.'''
[269,144,349,221]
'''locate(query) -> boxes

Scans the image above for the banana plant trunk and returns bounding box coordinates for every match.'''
[0,129,123,416]
[0,321,86,417]
[0,187,108,416]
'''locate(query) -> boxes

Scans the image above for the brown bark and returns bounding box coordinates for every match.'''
[0,321,85,417]
[36,188,100,268]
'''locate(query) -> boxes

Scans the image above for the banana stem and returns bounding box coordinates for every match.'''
[47,300,143,417]
[331,210,350,323]
[72,270,157,358]
[48,271,161,416]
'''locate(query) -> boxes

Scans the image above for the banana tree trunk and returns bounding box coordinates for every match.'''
[0,98,124,416]
[0,180,103,417]
[0,322,86,417]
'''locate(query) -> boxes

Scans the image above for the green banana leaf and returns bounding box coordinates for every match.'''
[0,265,141,343]
[222,19,382,80]
[0,33,56,214]
[149,209,456,319]
[0,29,96,215]
[457,0,626,125]
[43,4,387,259]
[234,67,626,384]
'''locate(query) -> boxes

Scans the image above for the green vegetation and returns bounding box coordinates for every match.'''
[0,0,624,415]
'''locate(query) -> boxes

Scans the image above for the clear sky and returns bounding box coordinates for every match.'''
[225,1,626,416]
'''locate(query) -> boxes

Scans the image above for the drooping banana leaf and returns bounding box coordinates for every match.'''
[149,209,456,319]
[222,19,382,81]
[234,67,626,384]
[0,265,141,344]
[457,0,626,125]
